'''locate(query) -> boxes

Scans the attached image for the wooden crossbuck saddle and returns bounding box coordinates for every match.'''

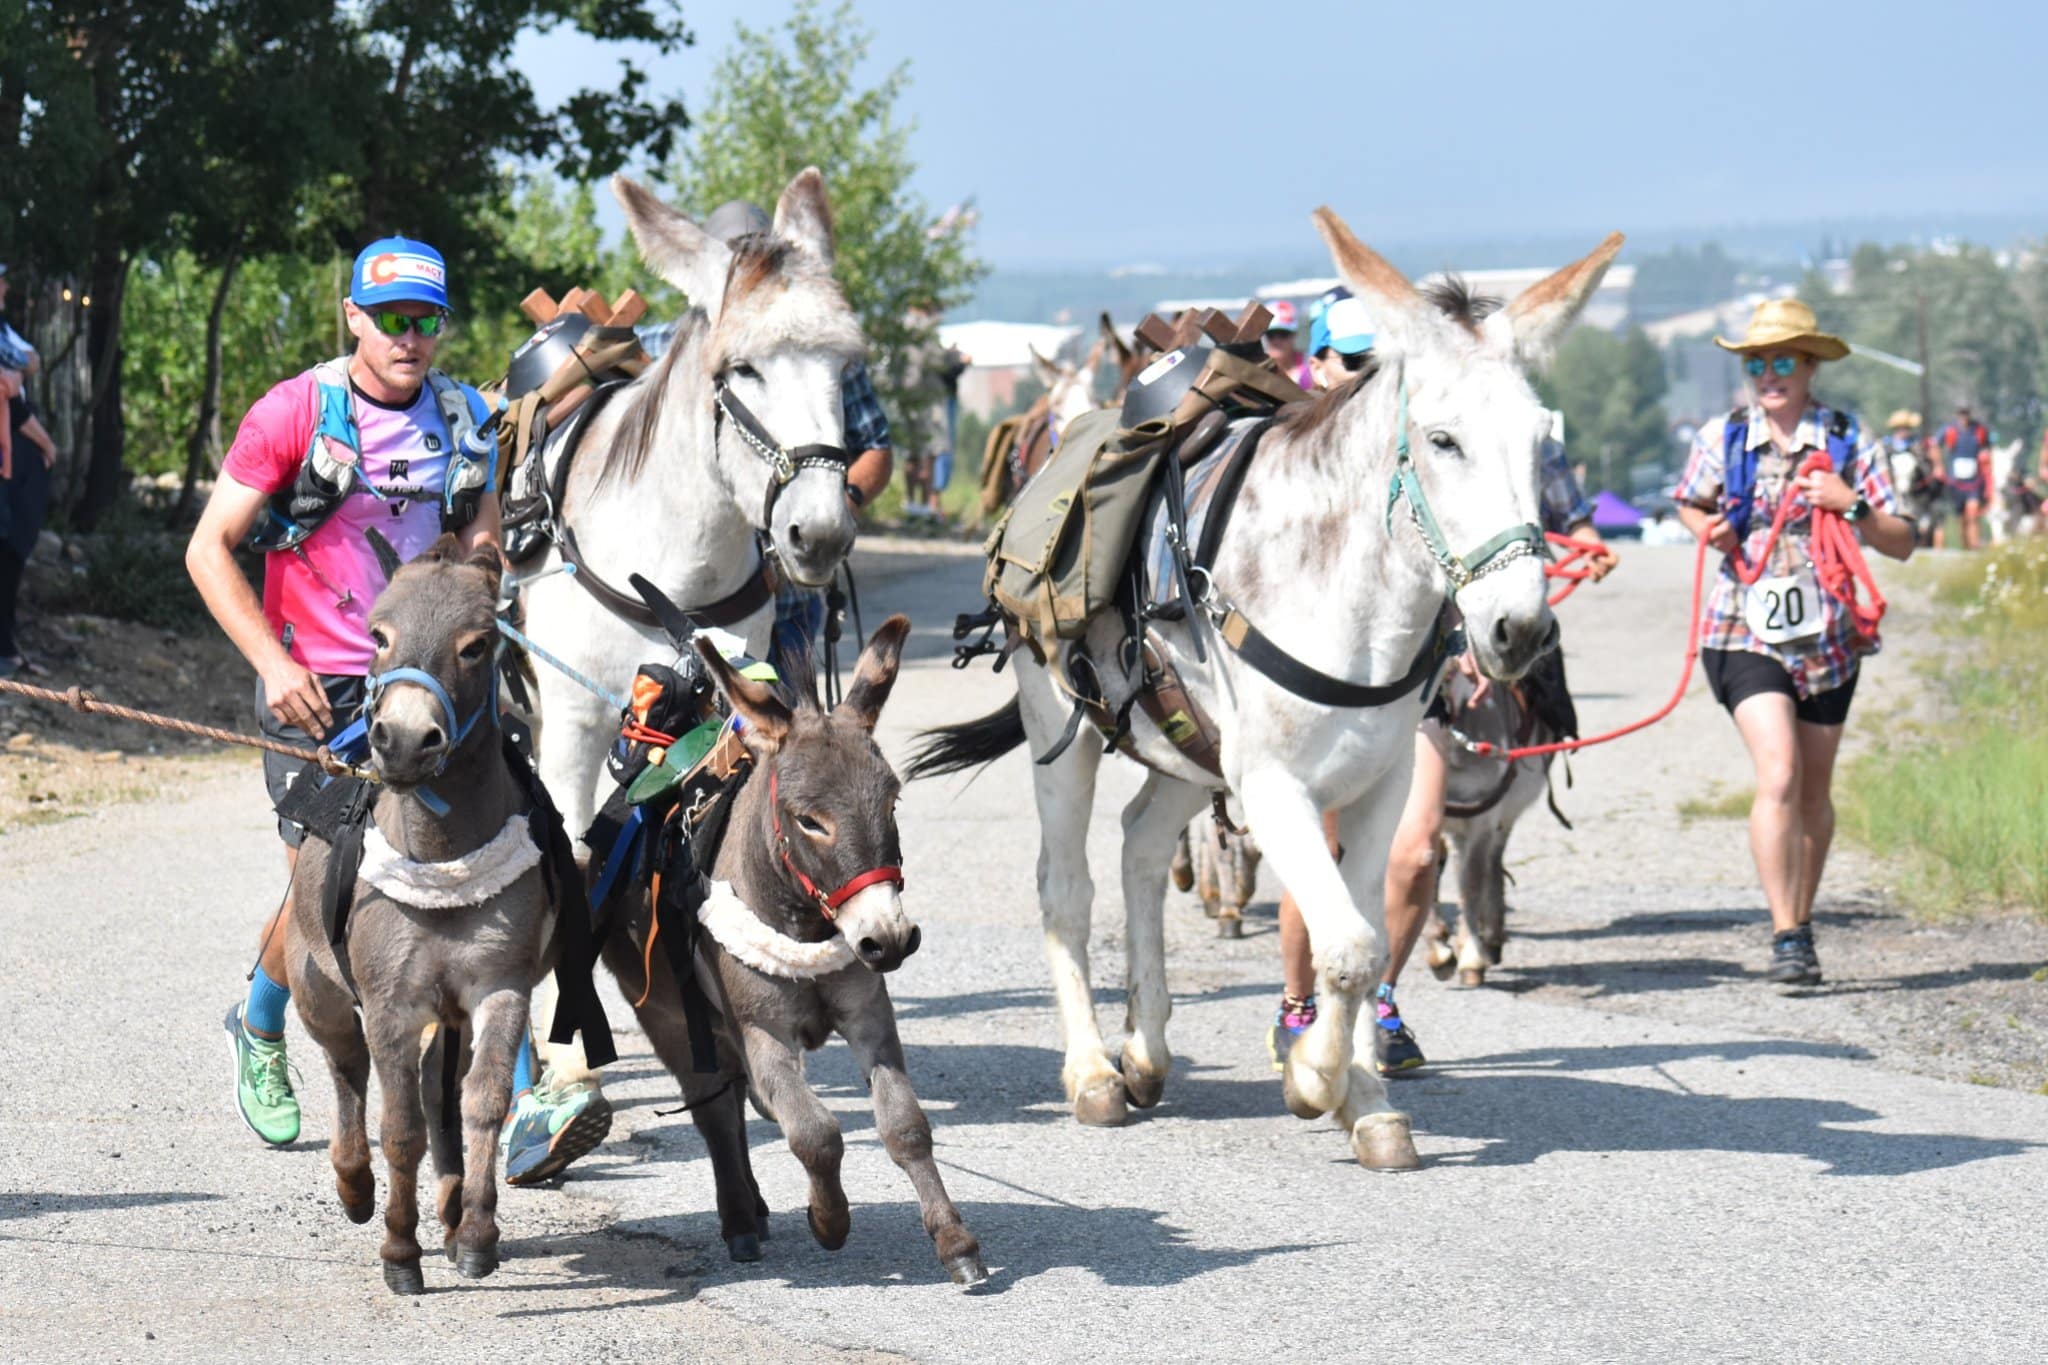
[956,303,1312,775]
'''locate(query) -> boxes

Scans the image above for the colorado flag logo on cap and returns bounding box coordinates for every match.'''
[350,236,450,310]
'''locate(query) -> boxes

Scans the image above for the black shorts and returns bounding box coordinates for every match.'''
[256,672,366,846]
[1948,484,1986,514]
[1702,648,1858,726]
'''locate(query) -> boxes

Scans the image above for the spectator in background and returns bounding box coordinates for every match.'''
[1261,299,1313,390]
[1934,402,1991,549]
[895,303,952,524]
[1305,287,1374,390]
[1,262,60,680]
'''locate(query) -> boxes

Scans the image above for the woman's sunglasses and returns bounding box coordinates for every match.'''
[1744,355,1800,378]
[368,310,448,338]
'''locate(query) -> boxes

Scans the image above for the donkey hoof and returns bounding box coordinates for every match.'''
[726,1232,762,1264]
[1215,914,1243,939]
[1352,1111,1422,1172]
[806,1204,850,1251]
[341,1197,375,1226]
[1425,939,1457,980]
[1281,1061,1331,1121]
[1120,1056,1166,1110]
[1072,1078,1128,1127]
[1457,967,1485,988]
[1482,941,1504,967]
[382,1259,427,1296]
[456,1245,499,1280]
[945,1252,990,1287]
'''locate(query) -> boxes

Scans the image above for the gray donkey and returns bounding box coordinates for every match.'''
[285,537,557,1295]
[604,615,988,1286]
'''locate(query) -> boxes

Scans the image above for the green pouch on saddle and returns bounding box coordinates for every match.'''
[980,340,1307,662]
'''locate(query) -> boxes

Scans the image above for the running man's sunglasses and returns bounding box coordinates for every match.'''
[1744,355,1800,378]
[368,310,448,338]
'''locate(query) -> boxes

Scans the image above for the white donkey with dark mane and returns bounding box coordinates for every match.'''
[517,169,864,849]
[911,208,1620,1168]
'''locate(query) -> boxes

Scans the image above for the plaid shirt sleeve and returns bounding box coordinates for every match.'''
[1537,437,1594,532]
[1848,420,1899,517]
[841,363,891,452]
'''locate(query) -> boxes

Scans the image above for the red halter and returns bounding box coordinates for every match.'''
[768,770,904,920]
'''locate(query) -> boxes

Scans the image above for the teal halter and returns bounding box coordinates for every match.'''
[1385,377,1545,597]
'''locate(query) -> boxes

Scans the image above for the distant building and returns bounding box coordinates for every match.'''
[938,320,1082,418]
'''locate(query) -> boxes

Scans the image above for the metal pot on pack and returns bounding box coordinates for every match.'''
[507,312,594,400]
[1117,343,1213,439]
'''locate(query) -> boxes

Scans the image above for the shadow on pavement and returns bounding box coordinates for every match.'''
[1414,1040,2041,1175]
[0,1189,222,1222]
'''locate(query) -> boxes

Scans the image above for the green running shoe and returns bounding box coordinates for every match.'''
[224,1004,301,1146]
[503,1071,612,1187]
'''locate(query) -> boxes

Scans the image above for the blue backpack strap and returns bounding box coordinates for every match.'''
[1825,409,1858,474]
[427,370,499,529]
[249,360,363,552]
[1720,411,1756,543]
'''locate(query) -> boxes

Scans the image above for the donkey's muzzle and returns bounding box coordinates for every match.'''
[855,923,921,973]
[369,714,447,787]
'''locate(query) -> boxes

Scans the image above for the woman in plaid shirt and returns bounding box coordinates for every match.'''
[1675,300,1915,986]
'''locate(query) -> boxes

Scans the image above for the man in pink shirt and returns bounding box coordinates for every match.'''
[184,237,586,1163]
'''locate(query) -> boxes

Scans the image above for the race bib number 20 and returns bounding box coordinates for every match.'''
[1744,572,1824,645]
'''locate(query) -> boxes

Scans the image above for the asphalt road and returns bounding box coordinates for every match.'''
[3,538,2042,1364]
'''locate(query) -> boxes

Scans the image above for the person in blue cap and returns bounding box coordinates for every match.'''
[1306,287,1376,392]
[186,237,599,1182]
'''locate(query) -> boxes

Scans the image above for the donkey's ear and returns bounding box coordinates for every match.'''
[772,166,834,266]
[1493,231,1626,369]
[413,532,463,566]
[614,175,734,318]
[1312,206,1426,353]
[837,614,911,731]
[464,542,505,589]
[1028,347,1062,386]
[694,639,792,750]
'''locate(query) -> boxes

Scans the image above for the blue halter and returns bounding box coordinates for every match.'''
[362,665,498,779]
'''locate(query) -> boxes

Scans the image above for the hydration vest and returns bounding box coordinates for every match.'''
[1720,407,1858,543]
[249,358,499,553]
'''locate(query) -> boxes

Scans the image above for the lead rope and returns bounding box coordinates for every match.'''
[1462,460,1885,763]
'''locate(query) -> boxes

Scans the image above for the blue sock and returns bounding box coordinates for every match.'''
[512,1035,535,1097]
[244,965,291,1038]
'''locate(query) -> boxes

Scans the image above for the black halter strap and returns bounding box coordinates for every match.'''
[713,381,851,525]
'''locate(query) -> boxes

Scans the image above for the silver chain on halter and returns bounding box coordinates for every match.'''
[715,385,847,487]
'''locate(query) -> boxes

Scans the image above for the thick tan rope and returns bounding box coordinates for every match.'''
[0,676,376,781]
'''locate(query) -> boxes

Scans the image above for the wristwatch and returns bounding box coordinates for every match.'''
[846,484,866,508]
[1845,496,1871,523]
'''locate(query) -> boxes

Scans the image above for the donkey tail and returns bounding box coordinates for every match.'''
[905,698,1027,780]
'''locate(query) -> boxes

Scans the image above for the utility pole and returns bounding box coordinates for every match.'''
[1915,289,1934,432]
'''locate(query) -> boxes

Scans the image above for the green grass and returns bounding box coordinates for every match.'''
[1838,540,2048,919]
[1678,786,1755,822]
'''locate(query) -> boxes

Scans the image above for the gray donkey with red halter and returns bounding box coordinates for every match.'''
[603,614,988,1286]
[284,535,609,1294]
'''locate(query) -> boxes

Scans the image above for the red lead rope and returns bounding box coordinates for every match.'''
[1469,453,1885,762]
[769,769,904,919]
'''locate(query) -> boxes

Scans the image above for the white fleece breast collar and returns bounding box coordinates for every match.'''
[697,879,855,979]
[358,814,541,909]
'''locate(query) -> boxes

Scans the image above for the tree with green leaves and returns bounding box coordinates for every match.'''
[661,0,985,422]
[1,0,695,528]
[1805,244,2041,450]
[1539,324,1669,493]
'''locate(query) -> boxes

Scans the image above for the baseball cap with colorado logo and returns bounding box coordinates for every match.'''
[350,236,449,310]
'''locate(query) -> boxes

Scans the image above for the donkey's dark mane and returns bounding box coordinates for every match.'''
[1423,275,1503,329]
[598,310,695,490]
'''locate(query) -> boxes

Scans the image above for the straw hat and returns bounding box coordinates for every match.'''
[1714,298,1849,361]
[1885,408,1921,431]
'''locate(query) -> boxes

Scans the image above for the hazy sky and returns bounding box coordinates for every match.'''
[516,0,2048,268]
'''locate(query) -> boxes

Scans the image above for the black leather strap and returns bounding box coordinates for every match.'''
[1218,607,1452,709]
